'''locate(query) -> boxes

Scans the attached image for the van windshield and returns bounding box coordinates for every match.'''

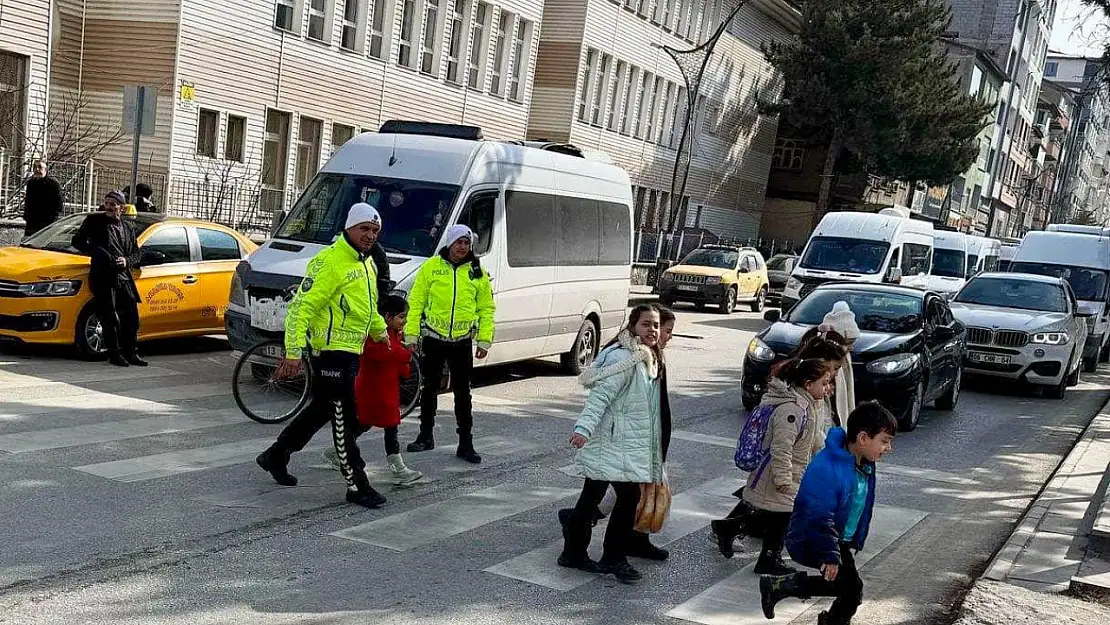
[798,237,890,275]
[1010,261,1108,301]
[275,173,461,256]
[932,249,966,278]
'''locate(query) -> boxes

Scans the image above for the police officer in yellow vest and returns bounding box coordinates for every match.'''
[405,224,495,464]
[257,203,391,509]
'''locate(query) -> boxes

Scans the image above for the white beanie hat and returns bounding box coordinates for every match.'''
[344,202,382,229]
[821,301,861,339]
[444,224,476,248]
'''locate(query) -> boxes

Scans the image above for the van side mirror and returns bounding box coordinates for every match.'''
[1077,304,1098,318]
[739,266,750,274]
[885,267,902,283]
[763,309,781,323]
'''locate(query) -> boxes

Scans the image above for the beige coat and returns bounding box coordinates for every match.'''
[742,378,822,513]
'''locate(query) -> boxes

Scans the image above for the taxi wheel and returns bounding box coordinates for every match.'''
[750,287,767,313]
[75,306,107,358]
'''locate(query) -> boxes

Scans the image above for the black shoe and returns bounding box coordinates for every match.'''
[753,552,798,576]
[124,354,148,367]
[108,354,130,367]
[456,446,482,464]
[598,559,642,584]
[710,518,744,559]
[627,531,669,561]
[556,551,599,572]
[759,572,804,620]
[407,435,435,453]
[256,451,297,487]
[346,486,386,508]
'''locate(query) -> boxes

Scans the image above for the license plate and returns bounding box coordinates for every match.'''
[250,297,288,332]
[677,285,699,292]
[260,343,284,359]
[969,352,1010,365]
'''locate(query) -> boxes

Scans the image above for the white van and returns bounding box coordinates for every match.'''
[781,207,934,310]
[1046,224,1110,236]
[1011,230,1110,372]
[925,230,970,298]
[998,243,1019,271]
[965,235,1001,276]
[225,121,634,373]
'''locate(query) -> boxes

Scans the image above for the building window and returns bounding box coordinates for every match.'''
[633,71,651,138]
[341,0,364,51]
[420,0,442,75]
[0,51,28,155]
[398,0,416,67]
[657,82,676,145]
[225,115,246,162]
[606,60,627,130]
[307,0,329,42]
[332,123,355,152]
[446,0,469,84]
[196,109,219,158]
[489,10,512,95]
[296,117,323,191]
[578,49,599,122]
[645,75,663,139]
[620,66,639,135]
[591,53,612,126]
[1045,61,1058,77]
[702,99,721,135]
[369,0,388,58]
[772,138,805,171]
[262,109,291,192]
[508,18,531,102]
[274,0,297,31]
[670,87,688,148]
[467,3,490,89]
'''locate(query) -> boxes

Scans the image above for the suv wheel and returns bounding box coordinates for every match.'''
[719,287,736,315]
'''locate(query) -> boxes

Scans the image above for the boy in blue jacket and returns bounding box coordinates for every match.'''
[759,401,897,624]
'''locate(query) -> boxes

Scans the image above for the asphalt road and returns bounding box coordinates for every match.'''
[0,304,1106,625]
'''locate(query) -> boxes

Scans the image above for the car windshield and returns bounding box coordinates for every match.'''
[788,289,923,334]
[1009,261,1108,301]
[954,277,1068,313]
[681,249,738,269]
[798,237,890,274]
[766,255,794,271]
[20,213,160,255]
[932,249,966,278]
[275,173,462,256]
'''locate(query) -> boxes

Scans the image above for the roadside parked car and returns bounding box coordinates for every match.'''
[0,212,257,356]
[765,253,798,306]
[742,282,966,431]
[949,273,1092,400]
[658,244,769,314]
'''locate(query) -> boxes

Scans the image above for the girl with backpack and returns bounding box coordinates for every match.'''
[715,356,835,575]
[558,303,664,585]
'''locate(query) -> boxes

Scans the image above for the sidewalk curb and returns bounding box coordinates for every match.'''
[982,397,1110,586]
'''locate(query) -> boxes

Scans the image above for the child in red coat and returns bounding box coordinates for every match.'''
[323,295,423,485]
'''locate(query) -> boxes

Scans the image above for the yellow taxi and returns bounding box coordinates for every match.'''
[658,244,770,314]
[0,213,257,356]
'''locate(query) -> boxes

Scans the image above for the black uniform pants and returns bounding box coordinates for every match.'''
[418,337,474,440]
[92,285,139,355]
[270,351,368,488]
[567,479,641,564]
[798,545,864,622]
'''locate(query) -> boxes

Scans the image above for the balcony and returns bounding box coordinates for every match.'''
[1032,122,1047,138]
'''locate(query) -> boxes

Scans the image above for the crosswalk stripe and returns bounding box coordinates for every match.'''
[72,435,280,482]
[665,504,928,625]
[0,365,180,390]
[0,383,228,419]
[330,482,580,551]
[484,476,739,590]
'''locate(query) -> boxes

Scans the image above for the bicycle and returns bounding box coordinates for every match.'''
[232,339,424,425]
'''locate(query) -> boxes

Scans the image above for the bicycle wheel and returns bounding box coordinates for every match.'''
[232,340,314,424]
[400,352,423,418]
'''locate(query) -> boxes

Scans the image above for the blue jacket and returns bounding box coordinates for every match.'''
[785,427,876,568]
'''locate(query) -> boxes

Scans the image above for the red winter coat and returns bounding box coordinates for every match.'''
[355,330,412,428]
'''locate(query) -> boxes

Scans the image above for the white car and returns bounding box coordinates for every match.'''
[949,273,1094,399]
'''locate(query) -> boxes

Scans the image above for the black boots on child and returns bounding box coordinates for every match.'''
[256,449,297,486]
[753,550,798,576]
[710,516,746,559]
[759,571,807,619]
[556,509,643,584]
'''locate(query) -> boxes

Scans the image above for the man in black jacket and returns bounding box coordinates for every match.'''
[23,160,64,236]
[72,191,146,367]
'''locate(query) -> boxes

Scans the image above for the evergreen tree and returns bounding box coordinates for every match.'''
[763,0,993,218]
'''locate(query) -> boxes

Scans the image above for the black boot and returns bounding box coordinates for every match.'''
[256,449,297,486]
[627,530,669,561]
[407,432,435,453]
[598,558,642,584]
[710,516,747,559]
[455,431,481,464]
[108,353,129,367]
[759,571,806,619]
[753,550,798,576]
[817,611,845,625]
[556,509,598,572]
[124,353,148,367]
[346,485,387,508]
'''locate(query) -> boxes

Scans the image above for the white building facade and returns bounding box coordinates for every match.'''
[0,0,53,210]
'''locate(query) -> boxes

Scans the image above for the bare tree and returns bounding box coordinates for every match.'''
[178,146,267,232]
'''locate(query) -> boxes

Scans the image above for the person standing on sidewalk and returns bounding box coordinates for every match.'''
[404,224,495,464]
[71,190,145,368]
[24,160,63,237]
[256,203,391,509]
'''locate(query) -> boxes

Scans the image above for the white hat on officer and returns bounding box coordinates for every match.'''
[444,224,476,248]
[345,202,382,229]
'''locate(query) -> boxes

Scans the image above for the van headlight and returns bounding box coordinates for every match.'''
[17,280,81,297]
[784,276,801,296]
[229,271,246,307]
[746,337,776,361]
[1031,332,1069,345]
[866,353,920,375]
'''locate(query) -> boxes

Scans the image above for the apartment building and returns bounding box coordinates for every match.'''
[0,0,52,198]
[1045,54,1110,225]
[1034,79,1076,228]
[528,0,800,240]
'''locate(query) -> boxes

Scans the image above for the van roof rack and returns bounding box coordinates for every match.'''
[379,120,484,141]
[500,140,586,159]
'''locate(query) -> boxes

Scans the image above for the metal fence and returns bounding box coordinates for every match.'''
[165,177,282,238]
[634,230,798,264]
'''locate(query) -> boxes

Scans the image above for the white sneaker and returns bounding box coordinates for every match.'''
[387,453,423,484]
